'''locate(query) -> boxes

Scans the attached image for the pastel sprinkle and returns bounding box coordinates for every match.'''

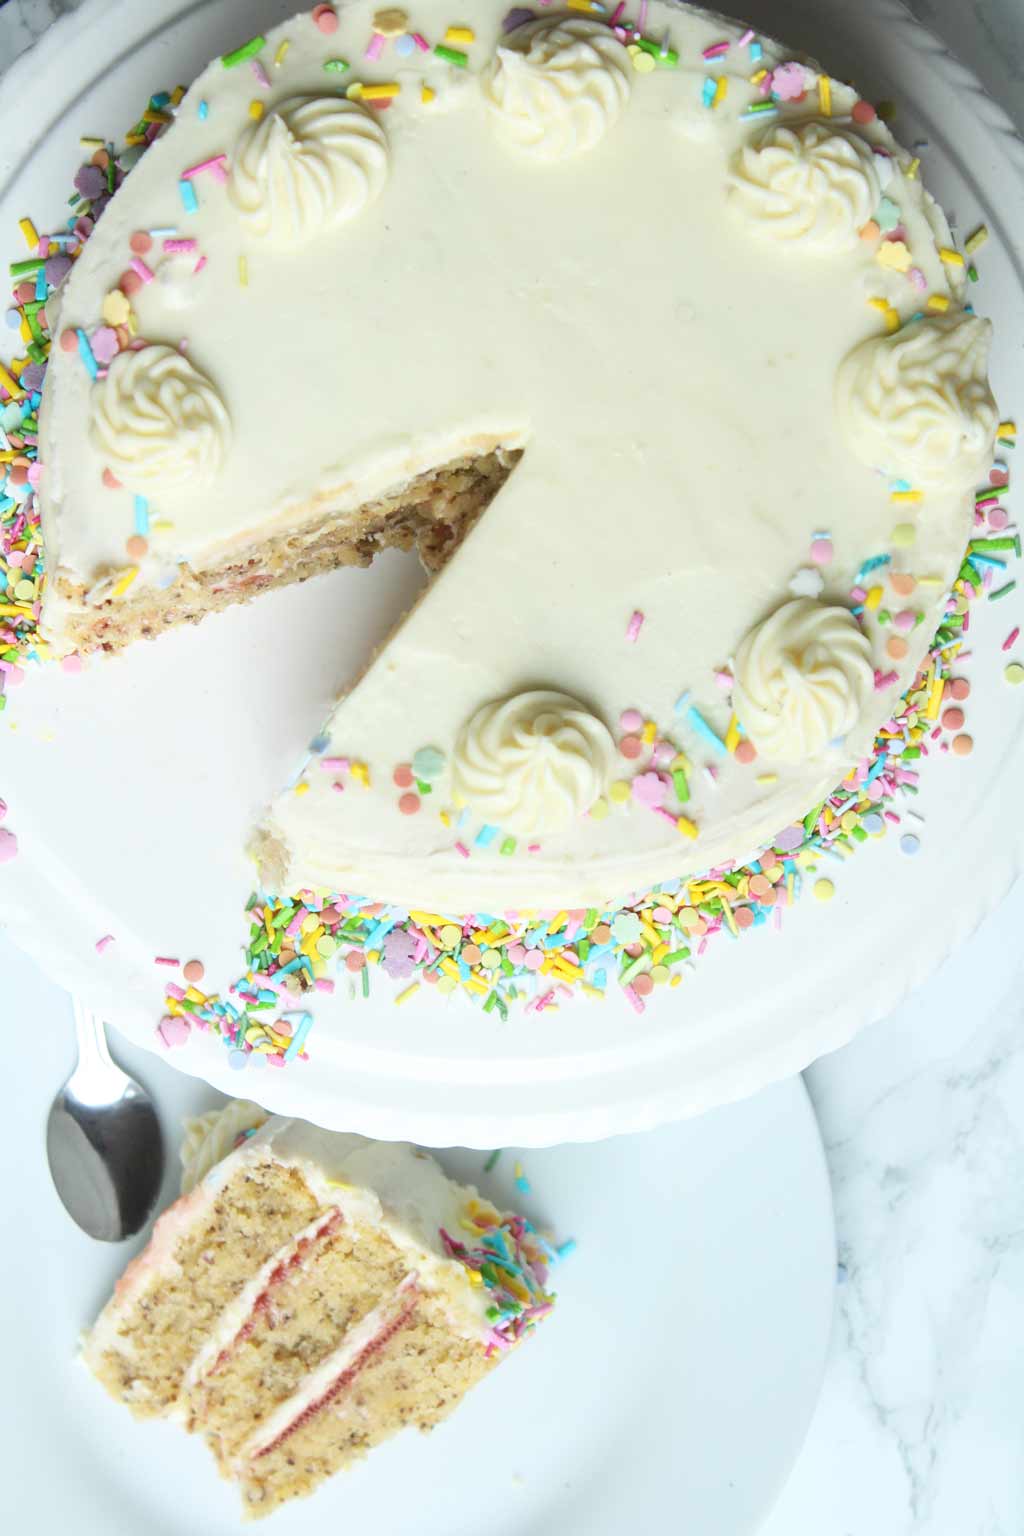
[625,609,645,643]
[221,35,266,68]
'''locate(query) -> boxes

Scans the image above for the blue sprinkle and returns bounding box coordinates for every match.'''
[687,704,727,755]
[556,1238,577,1261]
[35,267,47,301]
[593,968,607,988]
[283,1010,314,1061]
[308,733,330,753]
[133,495,150,535]
[227,1049,248,1071]
[178,178,199,214]
[899,833,921,855]
[475,824,498,848]
[198,99,209,120]
[76,328,98,380]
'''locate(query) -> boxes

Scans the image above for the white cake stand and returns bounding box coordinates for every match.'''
[1,0,1022,1145]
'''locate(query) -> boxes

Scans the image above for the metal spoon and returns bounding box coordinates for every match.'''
[46,999,165,1242]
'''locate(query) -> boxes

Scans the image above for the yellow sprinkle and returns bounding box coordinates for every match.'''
[756,772,778,785]
[438,923,462,949]
[185,986,208,1005]
[724,714,740,753]
[350,760,371,787]
[670,974,682,988]
[274,38,290,66]
[906,156,920,179]
[721,901,739,937]
[360,82,401,101]
[651,942,669,965]
[818,74,832,116]
[467,1267,484,1286]
[582,982,605,999]
[965,224,989,255]
[590,796,609,821]
[125,133,147,146]
[867,296,891,311]
[939,247,964,267]
[249,100,264,120]
[864,586,883,611]
[641,719,657,745]
[19,317,31,345]
[926,293,950,312]
[891,521,916,548]
[877,239,911,273]
[997,420,1016,439]
[101,288,132,326]
[238,255,248,287]
[294,781,310,796]
[677,815,699,840]
[609,780,631,804]
[395,982,420,1006]
[926,674,945,721]
[712,75,728,108]
[111,566,139,599]
[171,86,186,106]
[18,217,38,251]
[445,25,475,43]
[552,960,583,983]
[366,949,381,966]
[813,878,835,903]
[639,919,661,949]
[346,82,364,99]
[0,363,24,401]
[890,489,923,504]
[142,109,171,126]
[410,910,447,927]
[421,84,436,104]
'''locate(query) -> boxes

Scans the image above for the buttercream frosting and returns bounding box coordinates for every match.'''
[729,119,881,252]
[179,1099,268,1193]
[89,344,230,493]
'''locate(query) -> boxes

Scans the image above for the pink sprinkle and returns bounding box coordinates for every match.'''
[702,40,730,59]
[1004,626,1020,651]
[626,609,645,643]
[165,982,186,1001]
[193,255,208,274]
[154,955,180,966]
[320,755,349,770]
[0,661,25,686]
[0,799,6,821]
[455,840,470,858]
[989,507,1009,530]
[653,804,679,826]
[738,27,755,45]
[623,983,646,1014]
[524,948,544,972]
[285,910,305,939]
[527,842,541,853]
[412,31,430,50]
[129,257,154,284]
[976,497,998,512]
[610,0,626,21]
[331,781,345,793]
[508,943,526,964]
[365,31,385,59]
[0,827,17,863]
[163,238,197,254]
[714,669,733,690]
[908,266,927,292]
[251,58,270,87]
[633,771,668,807]
[95,934,115,954]
[181,153,228,180]
[60,652,83,674]
[157,1015,191,1049]
[90,326,119,364]
[638,0,647,29]
[850,585,867,603]
[810,537,833,566]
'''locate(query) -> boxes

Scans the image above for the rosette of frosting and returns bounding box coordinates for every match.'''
[89,344,230,492]
[729,120,880,252]
[180,1100,268,1194]
[452,690,615,835]
[228,96,388,246]
[482,19,632,162]
[732,599,873,762]
[836,313,997,485]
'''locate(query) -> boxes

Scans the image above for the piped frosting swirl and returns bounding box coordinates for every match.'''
[835,313,998,486]
[729,120,880,252]
[732,598,873,762]
[89,344,230,493]
[228,96,388,247]
[451,690,615,835]
[482,19,632,162]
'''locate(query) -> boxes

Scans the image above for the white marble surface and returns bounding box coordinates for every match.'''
[1,1,1023,1532]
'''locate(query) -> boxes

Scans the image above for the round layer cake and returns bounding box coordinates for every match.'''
[35,1,996,916]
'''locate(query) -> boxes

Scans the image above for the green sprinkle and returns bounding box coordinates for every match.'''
[484,990,498,1014]
[500,836,516,856]
[989,579,1017,601]
[969,536,1016,551]
[968,264,979,283]
[672,767,690,804]
[8,258,44,278]
[483,1148,502,1172]
[361,965,369,997]
[434,43,468,66]
[662,947,691,964]
[324,57,350,72]
[636,36,679,64]
[221,34,266,68]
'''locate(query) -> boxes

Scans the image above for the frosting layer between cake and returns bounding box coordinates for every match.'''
[37,2,996,912]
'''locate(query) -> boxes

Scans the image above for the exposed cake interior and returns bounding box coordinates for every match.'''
[82,1114,556,1518]
[51,448,521,656]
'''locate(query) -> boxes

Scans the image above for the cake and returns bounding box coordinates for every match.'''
[31,1,998,921]
[83,1103,558,1517]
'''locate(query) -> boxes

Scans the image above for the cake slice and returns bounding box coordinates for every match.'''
[83,1108,557,1518]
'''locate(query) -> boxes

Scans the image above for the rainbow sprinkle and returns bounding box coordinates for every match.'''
[440,1197,558,1351]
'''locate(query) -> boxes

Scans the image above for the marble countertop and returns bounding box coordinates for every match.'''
[2,1,1022,1532]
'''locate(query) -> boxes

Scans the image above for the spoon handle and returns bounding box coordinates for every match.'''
[73,998,115,1071]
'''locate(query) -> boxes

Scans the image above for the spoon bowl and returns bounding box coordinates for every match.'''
[46,1000,165,1242]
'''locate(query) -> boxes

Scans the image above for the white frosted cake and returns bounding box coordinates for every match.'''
[34,1,997,916]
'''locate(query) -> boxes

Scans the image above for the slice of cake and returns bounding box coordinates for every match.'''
[83,1107,557,1517]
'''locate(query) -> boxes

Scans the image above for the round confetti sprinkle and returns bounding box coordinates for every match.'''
[889,572,916,597]
[373,6,408,33]
[941,706,965,731]
[120,269,143,297]
[734,739,756,765]
[894,609,916,633]
[393,763,414,787]
[810,537,832,565]
[631,48,656,73]
[126,534,148,560]
[989,507,1009,531]
[735,906,755,930]
[481,949,501,970]
[461,943,482,966]
[620,708,643,732]
[313,3,340,32]
[948,677,971,702]
[589,797,609,820]
[60,654,83,675]
[952,733,973,756]
[5,309,20,330]
[398,792,421,815]
[411,745,445,780]
[748,874,771,899]
[423,966,439,984]
[591,924,611,945]
[624,941,644,960]
[395,32,415,55]
[633,973,654,997]
[859,219,880,241]
[650,964,670,985]
[437,974,458,994]
[59,328,78,353]
[0,828,17,862]
[439,924,461,949]
[886,635,909,661]
[899,833,921,855]
[1005,663,1024,686]
[227,1050,248,1071]
[852,98,877,124]
[813,878,835,903]
[183,958,205,984]
[508,943,526,963]
[345,950,367,971]
[620,735,643,759]
[609,780,631,804]
[891,522,916,548]
[524,948,544,971]
[129,231,152,255]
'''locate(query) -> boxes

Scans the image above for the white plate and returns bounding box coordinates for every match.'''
[0,942,834,1536]
[1,0,1022,1146]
